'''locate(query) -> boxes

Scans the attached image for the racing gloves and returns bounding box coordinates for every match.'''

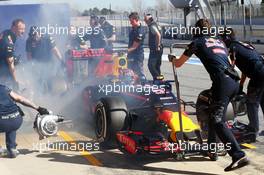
[168,54,176,62]
[37,107,50,115]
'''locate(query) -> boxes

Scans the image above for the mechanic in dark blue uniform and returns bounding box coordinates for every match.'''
[169,19,248,171]
[83,15,107,76]
[26,26,63,62]
[0,84,49,158]
[221,28,264,141]
[83,15,107,49]
[0,19,26,90]
[66,25,87,50]
[26,26,63,93]
[99,16,116,51]
[144,14,163,81]
[127,12,146,82]
[65,26,88,84]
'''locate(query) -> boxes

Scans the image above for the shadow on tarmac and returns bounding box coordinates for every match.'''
[35,146,219,175]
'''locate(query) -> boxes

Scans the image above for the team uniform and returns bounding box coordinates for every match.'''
[26,35,58,93]
[147,21,163,80]
[83,26,107,76]
[0,30,17,88]
[128,24,146,80]
[0,85,22,155]
[183,35,245,161]
[83,26,106,49]
[26,35,56,62]
[67,35,86,50]
[100,21,115,51]
[230,41,264,135]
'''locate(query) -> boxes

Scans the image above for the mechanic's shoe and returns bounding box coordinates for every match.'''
[153,75,165,85]
[224,155,249,171]
[202,151,218,161]
[217,148,227,156]
[0,146,5,157]
[259,130,264,136]
[207,152,218,161]
[7,149,19,158]
[243,131,257,143]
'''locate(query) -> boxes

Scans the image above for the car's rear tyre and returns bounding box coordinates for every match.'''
[196,89,236,139]
[95,97,127,145]
[196,89,211,139]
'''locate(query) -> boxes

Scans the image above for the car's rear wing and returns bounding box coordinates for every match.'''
[70,48,107,60]
[70,48,129,61]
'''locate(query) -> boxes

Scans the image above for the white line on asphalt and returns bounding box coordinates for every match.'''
[144,52,202,66]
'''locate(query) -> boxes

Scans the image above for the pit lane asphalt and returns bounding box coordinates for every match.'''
[0,48,264,175]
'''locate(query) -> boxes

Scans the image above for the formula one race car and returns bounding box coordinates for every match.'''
[64,45,244,159]
[64,47,209,158]
[87,80,207,158]
[70,44,253,160]
[72,46,253,160]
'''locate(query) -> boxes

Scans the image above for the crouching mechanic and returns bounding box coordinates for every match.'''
[0,84,49,158]
[221,28,264,141]
[169,19,249,171]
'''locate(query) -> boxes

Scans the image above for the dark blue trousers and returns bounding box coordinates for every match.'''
[148,49,163,80]
[208,73,244,159]
[0,114,23,151]
[246,75,264,133]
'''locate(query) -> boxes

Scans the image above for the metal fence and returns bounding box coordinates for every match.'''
[80,3,264,43]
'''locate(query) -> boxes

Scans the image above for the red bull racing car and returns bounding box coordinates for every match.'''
[66,47,251,159]
[66,48,208,158]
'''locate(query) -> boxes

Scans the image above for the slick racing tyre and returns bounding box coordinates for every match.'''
[95,97,127,145]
